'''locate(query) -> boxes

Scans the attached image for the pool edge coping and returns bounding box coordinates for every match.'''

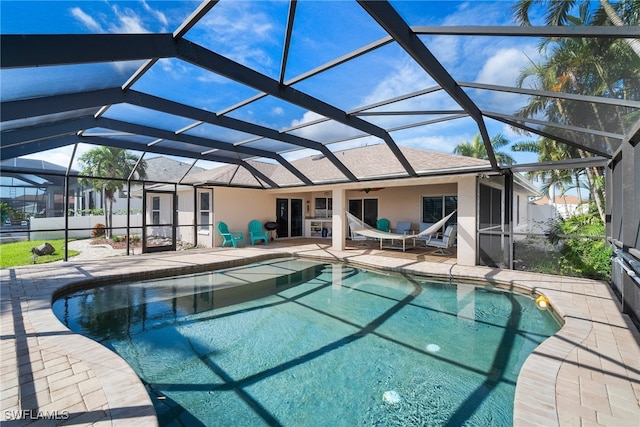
[2,246,638,426]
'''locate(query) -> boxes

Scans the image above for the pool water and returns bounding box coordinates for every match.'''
[53,258,561,426]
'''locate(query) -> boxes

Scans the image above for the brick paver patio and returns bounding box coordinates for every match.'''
[1,241,638,426]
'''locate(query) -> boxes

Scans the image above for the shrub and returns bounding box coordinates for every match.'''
[92,223,106,238]
[547,213,611,280]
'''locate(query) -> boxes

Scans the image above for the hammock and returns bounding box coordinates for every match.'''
[346,210,457,252]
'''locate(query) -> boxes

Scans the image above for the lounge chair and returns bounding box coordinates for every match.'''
[248,219,269,246]
[376,218,390,232]
[414,212,457,247]
[423,225,457,255]
[217,221,244,248]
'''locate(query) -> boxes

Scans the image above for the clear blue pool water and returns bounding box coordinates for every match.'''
[53,258,561,426]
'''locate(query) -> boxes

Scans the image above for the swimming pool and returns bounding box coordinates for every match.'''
[53,258,561,426]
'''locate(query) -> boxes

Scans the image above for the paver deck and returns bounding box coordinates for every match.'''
[1,241,639,426]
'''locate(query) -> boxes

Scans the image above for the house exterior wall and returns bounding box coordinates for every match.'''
[175,175,534,267]
[212,187,277,247]
[457,176,476,266]
[513,193,529,232]
[146,192,173,239]
[369,184,456,228]
[343,183,457,230]
[176,189,197,247]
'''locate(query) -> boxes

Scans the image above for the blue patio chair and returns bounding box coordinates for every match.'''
[394,221,413,235]
[248,220,269,246]
[217,222,244,248]
[376,218,390,233]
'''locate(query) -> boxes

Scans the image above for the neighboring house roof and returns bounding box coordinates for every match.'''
[531,195,583,205]
[0,157,70,174]
[184,144,493,187]
[0,158,68,187]
[185,159,280,187]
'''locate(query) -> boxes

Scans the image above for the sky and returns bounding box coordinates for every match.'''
[0,0,577,173]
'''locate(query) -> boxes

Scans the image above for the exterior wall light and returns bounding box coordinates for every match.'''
[536,295,550,310]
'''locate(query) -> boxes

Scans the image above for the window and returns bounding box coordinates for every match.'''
[199,192,210,232]
[421,195,457,230]
[314,197,332,218]
[152,196,160,225]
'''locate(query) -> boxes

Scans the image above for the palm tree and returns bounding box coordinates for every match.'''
[453,133,516,165]
[512,0,640,58]
[511,2,639,222]
[512,137,587,205]
[79,147,147,238]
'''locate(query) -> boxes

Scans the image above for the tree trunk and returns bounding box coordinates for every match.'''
[102,188,110,238]
[582,162,606,223]
[108,198,114,239]
[600,0,640,59]
[574,170,583,206]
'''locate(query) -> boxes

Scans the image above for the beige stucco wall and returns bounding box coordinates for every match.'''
[212,187,278,247]
[145,192,173,239]
[174,175,538,267]
[358,184,457,228]
[457,176,477,266]
[177,188,195,245]
[174,188,216,248]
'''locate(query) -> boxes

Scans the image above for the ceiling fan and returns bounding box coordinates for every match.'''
[359,188,385,193]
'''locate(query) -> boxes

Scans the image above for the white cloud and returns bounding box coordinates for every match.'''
[361,59,432,106]
[288,112,339,141]
[272,107,285,116]
[401,135,460,153]
[24,145,93,171]
[196,1,280,73]
[69,1,175,35]
[290,111,324,127]
[109,5,149,33]
[69,7,104,33]
[142,0,168,29]
[476,47,532,86]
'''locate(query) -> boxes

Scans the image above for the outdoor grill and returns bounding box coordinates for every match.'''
[264,221,278,240]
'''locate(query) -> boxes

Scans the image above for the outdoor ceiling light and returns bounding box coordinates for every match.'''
[536,295,550,310]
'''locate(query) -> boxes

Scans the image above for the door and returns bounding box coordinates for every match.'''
[477,175,512,268]
[290,199,303,237]
[348,198,378,227]
[276,198,288,238]
[276,198,303,238]
[143,189,176,253]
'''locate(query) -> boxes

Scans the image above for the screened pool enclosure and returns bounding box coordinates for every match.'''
[1,0,638,325]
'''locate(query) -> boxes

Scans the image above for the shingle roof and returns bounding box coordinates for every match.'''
[531,195,583,205]
[143,156,205,183]
[184,144,490,187]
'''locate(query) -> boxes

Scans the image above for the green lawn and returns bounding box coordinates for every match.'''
[0,239,79,268]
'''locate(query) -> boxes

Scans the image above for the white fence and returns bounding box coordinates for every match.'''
[30,215,143,240]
